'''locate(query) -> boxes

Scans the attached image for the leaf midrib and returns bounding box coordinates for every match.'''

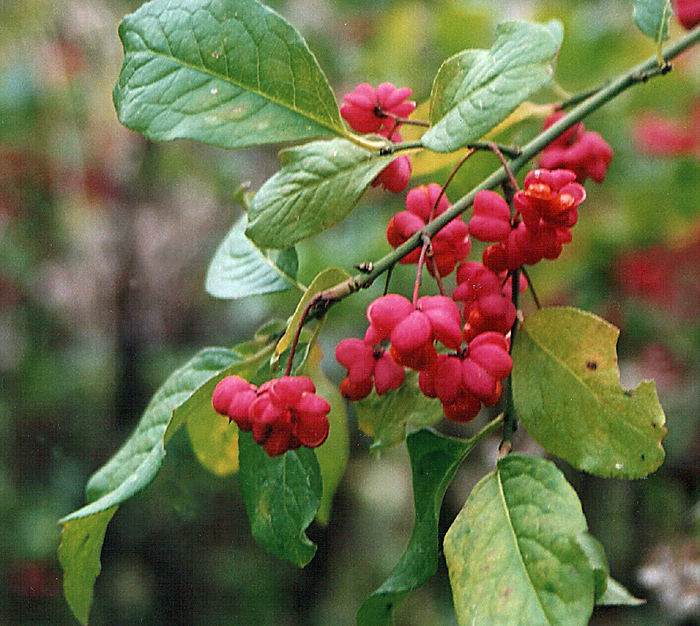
[120,30,342,136]
[260,145,390,199]
[495,468,551,624]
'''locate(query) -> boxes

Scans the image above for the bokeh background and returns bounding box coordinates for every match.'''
[1,0,698,623]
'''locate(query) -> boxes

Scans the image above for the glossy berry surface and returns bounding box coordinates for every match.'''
[539,112,613,182]
[386,184,470,276]
[212,375,330,457]
[340,82,416,133]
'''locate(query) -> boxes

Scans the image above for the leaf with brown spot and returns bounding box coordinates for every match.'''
[512,307,666,478]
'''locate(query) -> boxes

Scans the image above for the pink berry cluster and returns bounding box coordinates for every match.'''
[470,169,587,273]
[453,261,524,342]
[386,184,471,276]
[336,289,514,423]
[212,375,330,457]
[340,82,416,192]
[539,112,613,183]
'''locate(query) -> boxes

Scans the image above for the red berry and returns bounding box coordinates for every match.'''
[366,294,414,341]
[340,82,416,133]
[416,295,463,349]
[336,337,405,399]
[340,377,373,401]
[373,351,406,394]
[672,0,700,30]
[212,375,254,415]
[335,338,375,384]
[539,113,613,183]
[390,310,433,355]
[387,184,470,277]
[373,130,412,192]
[406,184,450,220]
[469,190,512,242]
[442,392,482,423]
[214,375,330,457]
[634,112,698,156]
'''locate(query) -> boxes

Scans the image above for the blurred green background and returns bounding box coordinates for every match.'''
[1,0,698,623]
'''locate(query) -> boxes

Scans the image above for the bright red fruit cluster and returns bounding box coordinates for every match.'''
[472,168,586,272]
[419,332,512,422]
[386,184,471,276]
[336,291,513,423]
[539,112,613,182]
[335,337,405,400]
[212,375,330,457]
[341,82,416,193]
[453,261,524,341]
[340,82,416,133]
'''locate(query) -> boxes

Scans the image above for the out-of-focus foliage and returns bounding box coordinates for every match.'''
[1,0,698,624]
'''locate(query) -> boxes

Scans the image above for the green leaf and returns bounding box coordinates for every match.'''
[113,0,345,149]
[444,454,595,625]
[205,215,301,299]
[186,407,239,475]
[273,267,350,366]
[511,307,667,479]
[355,371,444,450]
[423,20,563,153]
[632,0,671,41]
[82,348,242,505]
[58,345,271,624]
[245,138,394,248]
[597,578,645,606]
[358,424,500,625]
[58,507,117,626]
[576,531,609,602]
[238,432,322,566]
[300,343,349,525]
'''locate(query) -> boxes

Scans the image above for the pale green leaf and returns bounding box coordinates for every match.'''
[205,215,301,299]
[597,578,645,606]
[114,0,345,149]
[58,345,271,624]
[576,531,609,602]
[245,138,394,248]
[238,432,322,566]
[58,507,117,626]
[186,408,239,475]
[355,371,444,450]
[511,307,666,478]
[444,454,595,625]
[82,348,242,505]
[423,20,563,153]
[633,0,671,41]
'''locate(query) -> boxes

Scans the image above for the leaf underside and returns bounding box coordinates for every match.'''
[632,0,671,41]
[423,20,563,152]
[205,215,299,299]
[58,345,271,624]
